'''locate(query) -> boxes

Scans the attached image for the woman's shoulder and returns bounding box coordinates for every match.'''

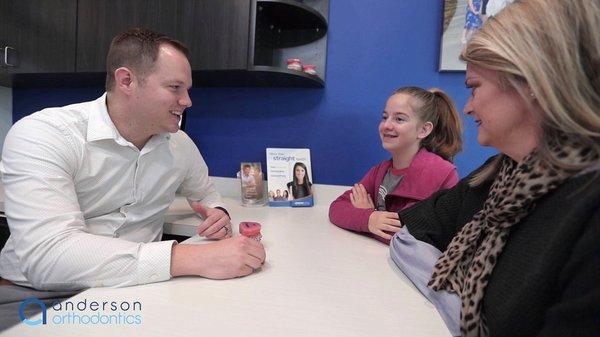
[563,167,600,199]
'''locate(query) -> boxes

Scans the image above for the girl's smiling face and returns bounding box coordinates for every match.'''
[379,93,430,155]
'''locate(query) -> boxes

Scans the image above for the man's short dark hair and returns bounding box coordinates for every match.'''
[105,27,189,91]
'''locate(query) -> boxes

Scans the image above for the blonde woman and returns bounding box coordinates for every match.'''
[391,0,600,336]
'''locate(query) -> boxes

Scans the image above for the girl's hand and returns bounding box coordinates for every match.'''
[350,183,374,209]
[368,211,402,240]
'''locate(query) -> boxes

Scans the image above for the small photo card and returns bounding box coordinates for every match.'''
[240,162,265,206]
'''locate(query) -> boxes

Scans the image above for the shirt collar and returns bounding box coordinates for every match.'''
[86,93,171,149]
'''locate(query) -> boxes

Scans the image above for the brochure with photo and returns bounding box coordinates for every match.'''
[266,148,314,207]
[239,162,265,206]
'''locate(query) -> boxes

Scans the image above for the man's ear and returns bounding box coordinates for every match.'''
[417,121,434,139]
[114,67,135,93]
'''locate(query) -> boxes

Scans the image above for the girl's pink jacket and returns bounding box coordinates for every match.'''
[328,148,459,244]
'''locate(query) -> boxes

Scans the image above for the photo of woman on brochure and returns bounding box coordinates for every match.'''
[286,162,313,199]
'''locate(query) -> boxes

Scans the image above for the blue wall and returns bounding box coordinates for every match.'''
[12,0,496,186]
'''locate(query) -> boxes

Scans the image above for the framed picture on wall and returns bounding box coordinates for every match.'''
[439,0,514,71]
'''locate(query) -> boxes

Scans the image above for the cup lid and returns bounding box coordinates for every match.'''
[239,222,262,236]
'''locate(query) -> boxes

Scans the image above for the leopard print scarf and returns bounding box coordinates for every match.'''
[427,139,596,337]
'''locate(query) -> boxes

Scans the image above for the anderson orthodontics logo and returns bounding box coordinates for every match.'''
[19,297,143,326]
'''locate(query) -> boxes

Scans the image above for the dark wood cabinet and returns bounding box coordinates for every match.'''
[76,0,250,72]
[76,0,180,72]
[175,0,250,71]
[0,0,77,85]
[1,0,328,88]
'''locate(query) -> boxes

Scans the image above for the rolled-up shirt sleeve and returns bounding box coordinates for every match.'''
[1,117,174,291]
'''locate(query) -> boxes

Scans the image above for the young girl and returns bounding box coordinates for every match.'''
[329,87,463,244]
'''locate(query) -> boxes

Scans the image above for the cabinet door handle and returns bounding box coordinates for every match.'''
[3,46,18,67]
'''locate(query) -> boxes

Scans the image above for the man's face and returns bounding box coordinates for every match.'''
[133,44,192,136]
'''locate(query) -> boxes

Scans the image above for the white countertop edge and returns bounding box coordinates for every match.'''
[165,177,349,236]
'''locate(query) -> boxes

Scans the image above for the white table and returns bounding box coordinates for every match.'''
[1,181,450,337]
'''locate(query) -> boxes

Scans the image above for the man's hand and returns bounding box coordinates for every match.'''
[190,201,231,240]
[367,211,402,240]
[170,236,266,279]
[350,183,375,209]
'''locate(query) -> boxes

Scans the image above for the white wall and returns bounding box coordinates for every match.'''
[0,86,12,155]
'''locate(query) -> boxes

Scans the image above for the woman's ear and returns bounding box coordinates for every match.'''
[417,121,434,139]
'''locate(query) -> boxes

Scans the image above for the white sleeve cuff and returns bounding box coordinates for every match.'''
[135,240,177,285]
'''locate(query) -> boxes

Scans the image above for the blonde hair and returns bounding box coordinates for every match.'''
[391,87,463,161]
[462,0,600,185]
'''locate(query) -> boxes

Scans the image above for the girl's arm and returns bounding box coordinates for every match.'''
[328,166,379,233]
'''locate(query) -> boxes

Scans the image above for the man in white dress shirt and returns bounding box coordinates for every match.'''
[0,28,266,292]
